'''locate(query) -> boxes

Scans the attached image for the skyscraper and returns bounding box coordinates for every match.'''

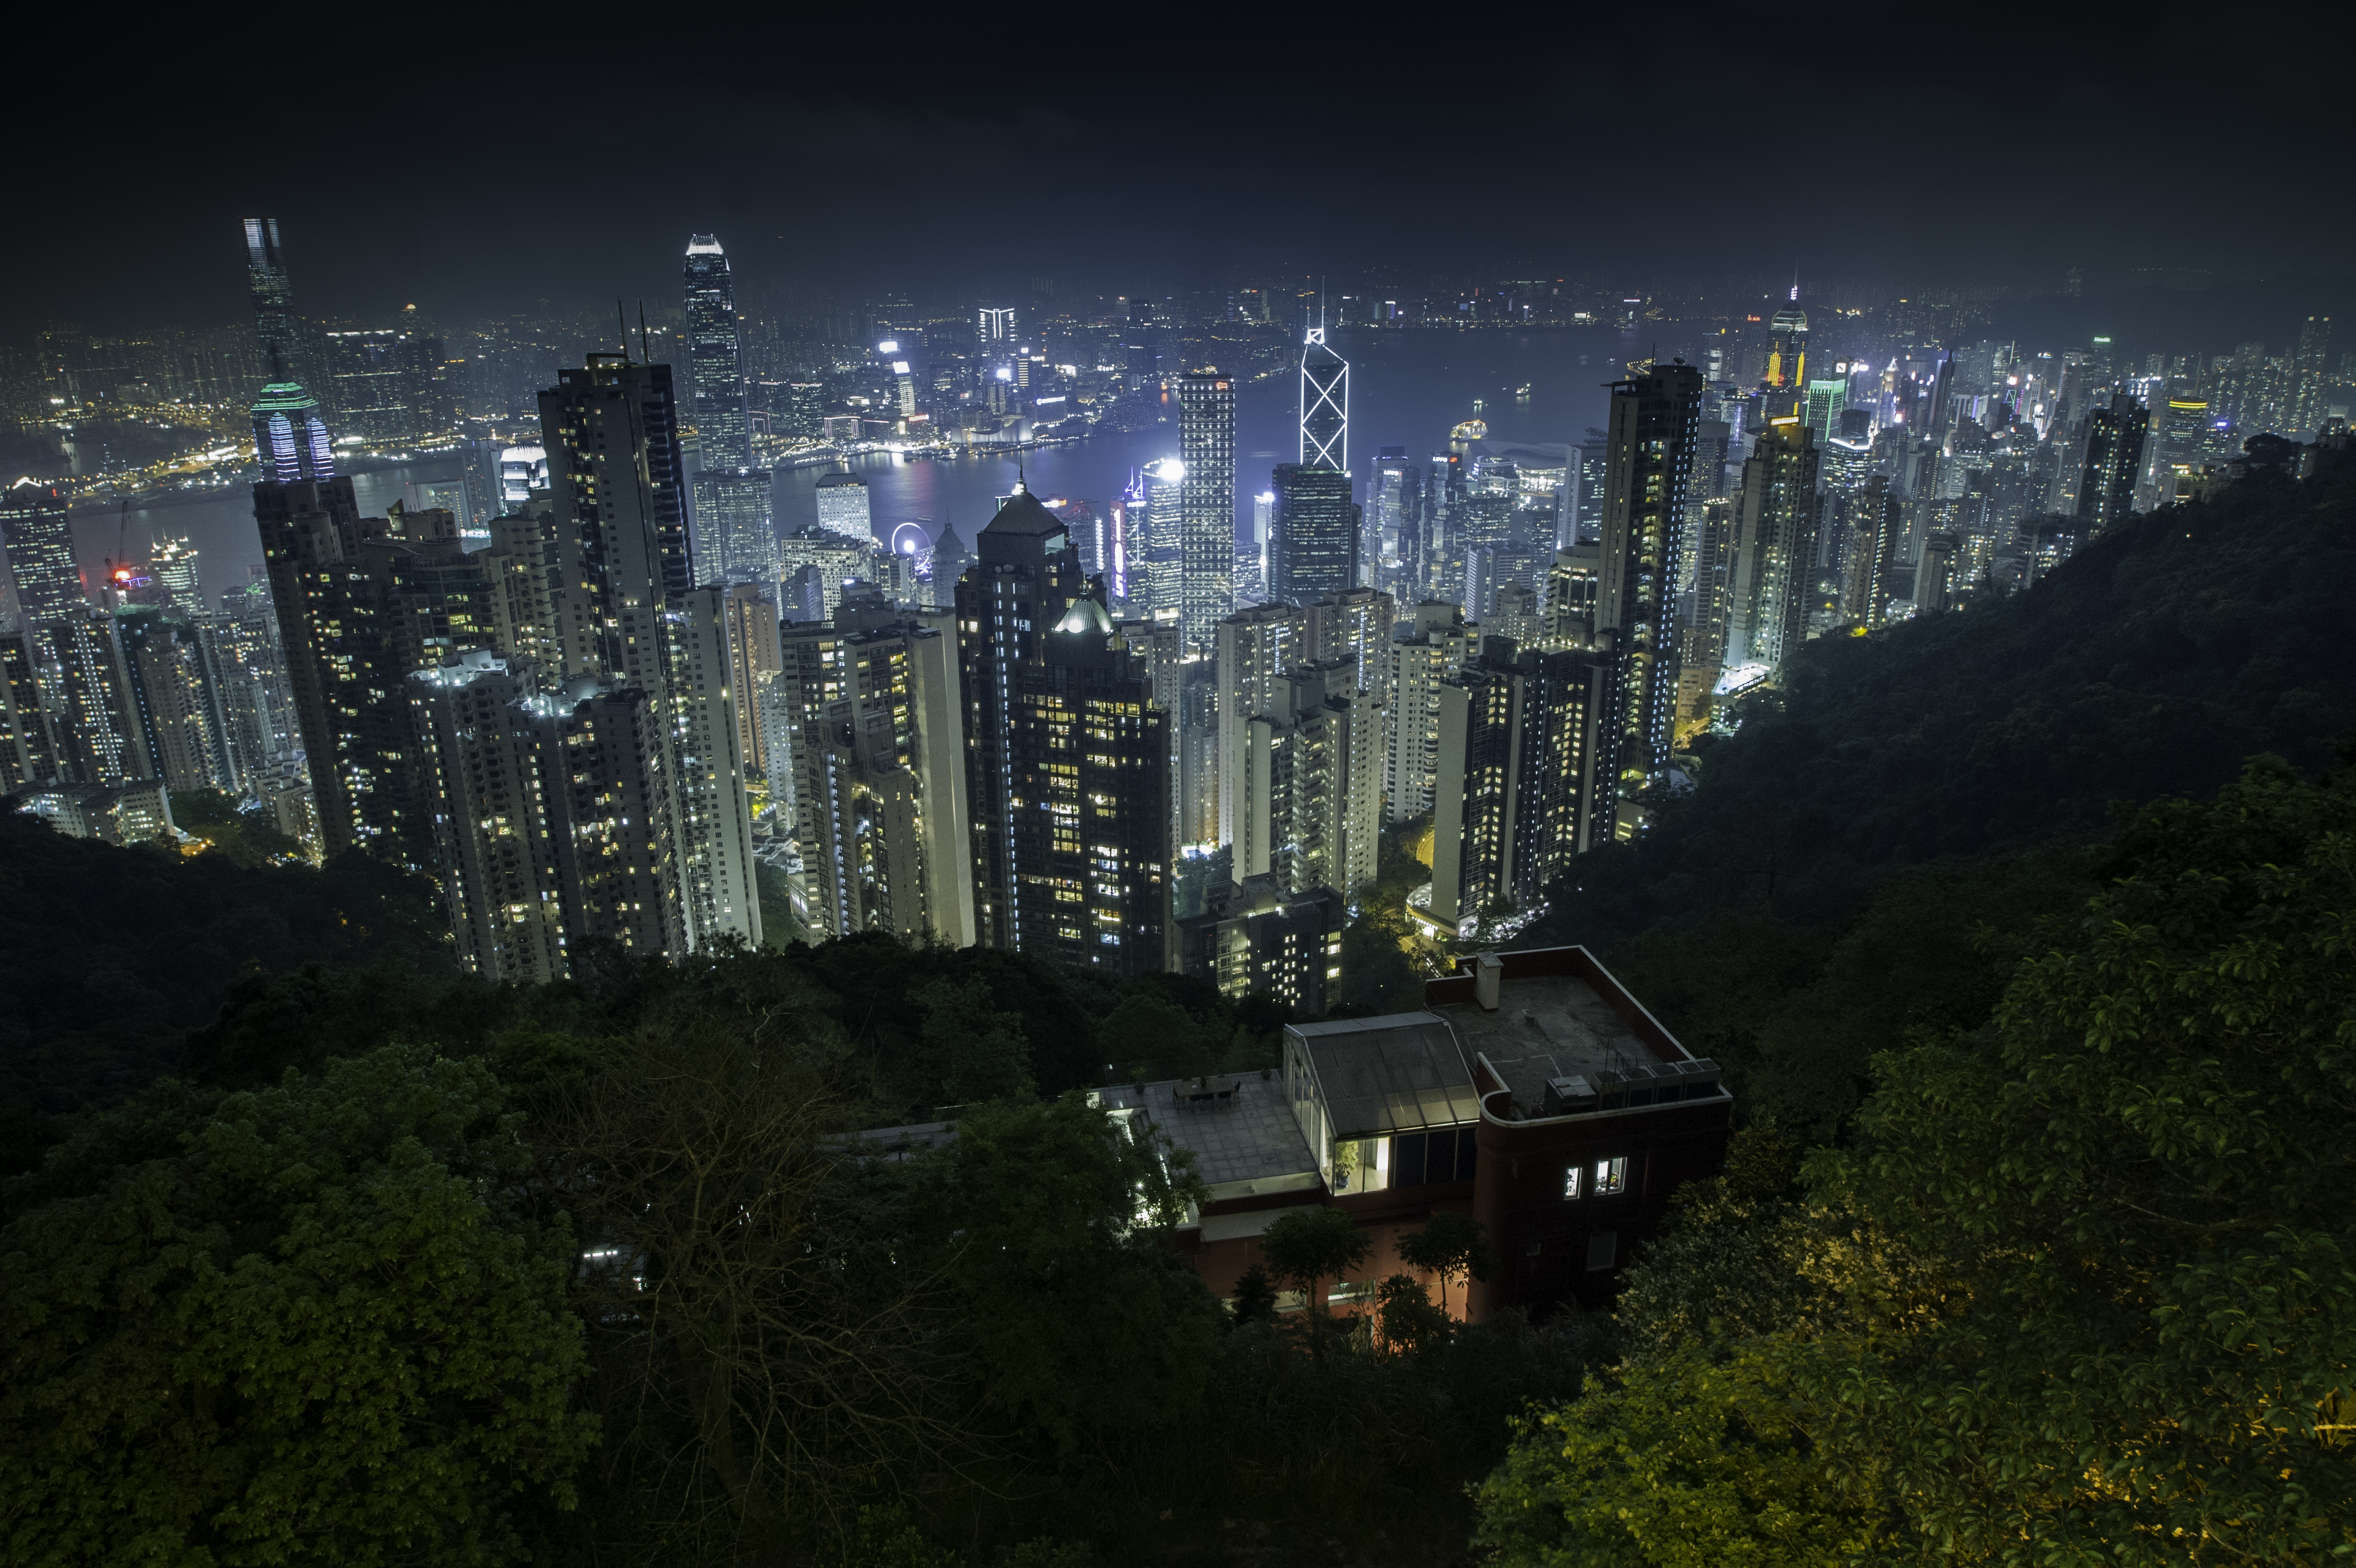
[1724,417,1822,672]
[1226,656,1383,901]
[539,356,695,678]
[251,383,335,484]
[956,487,1146,962]
[1383,601,1483,823]
[243,218,308,387]
[2076,393,2149,534]
[775,594,973,944]
[683,235,753,469]
[0,479,148,787]
[1596,361,1704,788]
[1424,640,1617,934]
[1173,370,1235,648]
[692,469,776,585]
[1268,464,1358,602]
[814,470,872,542]
[1300,329,1349,471]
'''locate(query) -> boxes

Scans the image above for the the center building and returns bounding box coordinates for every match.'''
[1097,944,1732,1318]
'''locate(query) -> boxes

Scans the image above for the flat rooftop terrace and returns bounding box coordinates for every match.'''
[1431,973,1680,1120]
[1096,1075,1320,1201]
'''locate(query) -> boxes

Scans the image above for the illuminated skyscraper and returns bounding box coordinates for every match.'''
[1300,328,1349,471]
[956,488,1149,963]
[683,235,753,468]
[0,478,148,786]
[538,355,695,677]
[1724,417,1822,672]
[1596,361,1705,787]
[814,469,872,542]
[1173,370,1234,648]
[692,468,776,585]
[251,383,335,484]
[243,217,308,387]
[1763,310,1808,391]
[2076,393,2148,533]
[1268,464,1357,602]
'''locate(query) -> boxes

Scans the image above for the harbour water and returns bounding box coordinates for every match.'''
[66,326,1640,604]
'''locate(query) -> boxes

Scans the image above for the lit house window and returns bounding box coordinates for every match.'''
[1594,1155,1627,1196]
[1562,1165,1581,1200]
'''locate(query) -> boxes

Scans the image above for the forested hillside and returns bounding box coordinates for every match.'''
[1526,460,2356,1135]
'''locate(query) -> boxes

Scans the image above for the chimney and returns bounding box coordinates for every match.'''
[1474,951,1503,1011]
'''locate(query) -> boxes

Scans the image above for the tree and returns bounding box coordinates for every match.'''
[1395,1210,1493,1316]
[915,974,1034,1107]
[1373,1273,1450,1357]
[1810,755,2356,1563]
[1474,1338,1884,1568]
[552,1013,957,1560]
[918,1094,1224,1451]
[1260,1206,1369,1358]
[1229,1263,1279,1326]
[0,1045,594,1566]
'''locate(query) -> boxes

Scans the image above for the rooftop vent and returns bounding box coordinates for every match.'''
[1542,1074,1597,1116]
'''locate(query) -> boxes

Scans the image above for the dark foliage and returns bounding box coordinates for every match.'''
[0,807,450,1173]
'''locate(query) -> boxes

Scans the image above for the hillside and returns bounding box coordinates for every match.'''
[1524,460,2356,1134]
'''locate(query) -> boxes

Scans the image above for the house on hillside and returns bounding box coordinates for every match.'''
[1103,944,1734,1320]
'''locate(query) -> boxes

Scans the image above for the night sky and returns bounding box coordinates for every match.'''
[17,9,2350,339]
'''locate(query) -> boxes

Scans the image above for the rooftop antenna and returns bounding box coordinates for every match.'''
[616,298,630,360]
[638,302,651,363]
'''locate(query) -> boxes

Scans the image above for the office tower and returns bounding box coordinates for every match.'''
[724,584,781,775]
[1913,530,1960,614]
[1489,581,1540,648]
[1724,417,1822,672]
[1803,376,1846,446]
[1176,877,1346,1014]
[684,236,753,468]
[1173,370,1235,648]
[243,217,308,388]
[251,383,335,484]
[692,468,776,585]
[976,303,1017,352]
[539,355,694,678]
[814,469,872,542]
[1764,310,1808,392]
[1300,328,1349,470]
[774,594,972,943]
[1227,656,1382,901]
[1596,361,1704,788]
[1368,446,1413,577]
[1268,463,1358,601]
[1424,642,1617,935]
[1,478,84,626]
[323,329,439,445]
[2076,393,2148,533]
[409,652,683,982]
[1383,600,1482,822]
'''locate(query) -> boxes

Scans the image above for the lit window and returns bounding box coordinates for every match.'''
[1594,1156,1627,1196]
[1562,1166,1581,1200]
